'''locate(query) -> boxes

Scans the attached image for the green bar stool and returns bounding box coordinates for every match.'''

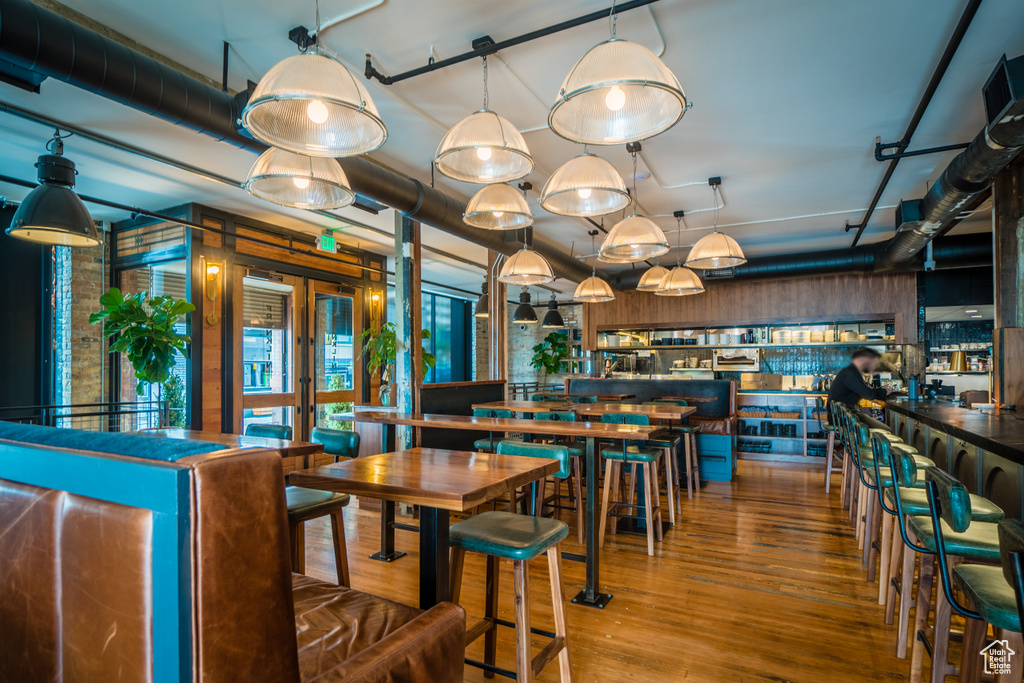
[899,467,1006,682]
[598,413,664,557]
[646,399,700,500]
[532,394,562,402]
[472,408,513,453]
[248,424,351,586]
[641,402,683,517]
[534,412,586,544]
[245,423,292,439]
[816,397,844,495]
[569,395,598,404]
[448,441,573,683]
[309,426,360,463]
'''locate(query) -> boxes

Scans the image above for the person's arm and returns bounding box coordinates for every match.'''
[842,370,889,400]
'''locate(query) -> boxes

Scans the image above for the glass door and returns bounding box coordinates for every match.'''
[235,269,302,435]
[306,280,362,434]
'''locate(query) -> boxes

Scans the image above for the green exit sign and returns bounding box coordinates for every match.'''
[316,233,337,253]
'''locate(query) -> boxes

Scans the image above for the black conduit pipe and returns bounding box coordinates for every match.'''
[0,0,595,283]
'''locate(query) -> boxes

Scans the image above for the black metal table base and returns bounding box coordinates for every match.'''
[572,589,613,609]
[369,550,407,562]
[615,518,673,535]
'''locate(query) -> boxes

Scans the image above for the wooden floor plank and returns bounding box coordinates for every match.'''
[296,460,914,681]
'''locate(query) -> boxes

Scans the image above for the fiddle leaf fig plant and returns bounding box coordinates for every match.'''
[358,322,435,378]
[531,331,570,380]
[90,287,195,393]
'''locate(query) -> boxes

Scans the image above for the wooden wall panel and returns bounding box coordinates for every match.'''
[583,271,918,349]
[235,227,363,277]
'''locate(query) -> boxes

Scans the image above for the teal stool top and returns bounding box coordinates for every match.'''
[310,427,359,460]
[648,434,682,449]
[285,487,349,522]
[496,439,571,479]
[952,564,1021,631]
[532,394,561,402]
[570,395,598,404]
[884,487,1004,522]
[648,399,688,406]
[473,409,512,451]
[449,510,569,561]
[533,412,585,458]
[245,423,293,440]
[600,412,661,462]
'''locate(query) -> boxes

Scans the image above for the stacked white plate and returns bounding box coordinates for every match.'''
[825,330,836,343]
[793,331,811,344]
[772,330,792,344]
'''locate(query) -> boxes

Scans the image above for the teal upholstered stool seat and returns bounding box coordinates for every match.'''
[309,427,359,462]
[245,423,292,440]
[474,437,499,451]
[532,394,561,402]
[449,510,569,561]
[533,411,585,457]
[952,564,1021,632]
[907,516,1002,563]
[472,408,512,453]
[496,439,570,479]
[515,414,586,544]
[570,395,598,404]
[884,487,1004,522]
[601,445,661,462]
[598,412,664,556]
[648,434,681,449]
[285,487,351,587]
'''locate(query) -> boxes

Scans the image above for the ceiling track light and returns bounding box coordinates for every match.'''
[6,130,99,247]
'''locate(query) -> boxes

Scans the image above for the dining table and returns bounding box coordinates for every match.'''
[334,410,662,609]
[145,428,324,465]
[570,402,696,421]
[471,399,573,415]
[537,392,636,402]
[289,447,559,609]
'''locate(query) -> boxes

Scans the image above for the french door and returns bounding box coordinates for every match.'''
[233,267,362,438]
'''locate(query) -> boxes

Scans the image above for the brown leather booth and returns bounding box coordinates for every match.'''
[0,423,465,683]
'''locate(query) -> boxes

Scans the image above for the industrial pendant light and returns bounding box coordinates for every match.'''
[573,230,615,303]
[686,184,746,269]
[6,132,99,247]
[435,56,534,183]
[598,151,668,262]
[548,8,687,145]
[541,296,565,328]
[512,288,538,324]
[244,147,355,209]
[657,215,704,296]
[463,183,533,230]
[241,2,386,157]
[498,232,554,286]
[540,151,630,217]
[473,281,489,318]
[636,264,669,291]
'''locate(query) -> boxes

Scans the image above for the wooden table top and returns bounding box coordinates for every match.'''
[348,411,659,440]
[571,403,697,421]
[289,447,559,512]
[146,428,323,458]
[472,400,572,414]
[655,395,717,403]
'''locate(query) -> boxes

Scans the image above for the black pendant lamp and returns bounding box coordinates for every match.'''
[6,133,99,247]
[541,296,565,329]
[512,287,538,324]
[474,281,489,318]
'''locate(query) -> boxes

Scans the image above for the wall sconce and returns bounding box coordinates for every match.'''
[369,289,382,331]
[205,262,221,325]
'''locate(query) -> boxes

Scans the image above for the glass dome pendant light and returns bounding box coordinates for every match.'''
[241,0,387,157]
[435,56,534,184]
[463,182,533,230]
[636,264,669,291]
[685,184,746,269]
[548,4,688,145]
[540,148,630,217]
[598,151,668,263]
[656,216,705,296]
[573,230,615,303]
[244,147,355,209]
[497,231,554,286]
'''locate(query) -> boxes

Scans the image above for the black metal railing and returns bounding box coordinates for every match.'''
[507,382,563,400]
[0,401,168,432]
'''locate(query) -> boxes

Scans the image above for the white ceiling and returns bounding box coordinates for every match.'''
[926,304,995,322]
[1,0,1022,300]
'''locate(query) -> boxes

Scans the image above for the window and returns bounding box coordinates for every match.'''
[385,287,471,383]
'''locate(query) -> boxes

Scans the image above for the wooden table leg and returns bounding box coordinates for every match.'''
[571,436,612,608]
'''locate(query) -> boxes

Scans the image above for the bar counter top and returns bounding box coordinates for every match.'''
[886,399,1024,463]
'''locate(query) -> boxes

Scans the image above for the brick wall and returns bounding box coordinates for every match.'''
[54,242,109,406]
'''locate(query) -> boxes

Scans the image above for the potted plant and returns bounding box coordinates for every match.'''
[358,322,435,405]
[531,331,570,384]
[90,287,195,418]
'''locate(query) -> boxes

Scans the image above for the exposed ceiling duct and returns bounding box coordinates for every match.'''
[877,54,1024,268]
[0,0,594,283]
[610,233,992,289]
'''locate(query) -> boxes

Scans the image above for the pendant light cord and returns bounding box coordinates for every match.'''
[482,55,489,110]
[630,150,638,216]
[712,184,721,234]
[675,215,682,266]
[609,0,618,39]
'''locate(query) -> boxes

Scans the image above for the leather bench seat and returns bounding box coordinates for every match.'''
[292,574,465,682]
[688,416,736,435]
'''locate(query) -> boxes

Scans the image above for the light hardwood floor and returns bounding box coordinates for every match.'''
[298,460,913,682]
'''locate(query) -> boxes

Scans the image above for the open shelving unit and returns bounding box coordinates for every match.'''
[736,392,830,461]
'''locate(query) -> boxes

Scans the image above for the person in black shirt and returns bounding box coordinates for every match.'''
[827,347,892,409]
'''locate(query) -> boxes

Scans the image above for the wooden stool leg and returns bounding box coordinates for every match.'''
[884,525,903,623]
[930,556,958,683]
[484,555,499,679]
[599,460,615,548]
[877,511,893,603]
[897,530,920,659]
[841,451,851,509]
[329,509,350,587]
[449,547,466,605]
[865,490,879,578]
[959,616,987,683]
[690,434,700,494]
[513,559,533,683]
[662,447,676,524]
[683,435,694,499]
[825,431,835,493]
[643,462,656,556]
[909,554,935,683]
[995,628,1024,683]
[289,521,305,574]
[547,548,573,682]
[573,456,585,545]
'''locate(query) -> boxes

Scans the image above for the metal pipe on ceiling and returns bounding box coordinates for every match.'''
[847,0,983,247]
[0,0,594,283]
